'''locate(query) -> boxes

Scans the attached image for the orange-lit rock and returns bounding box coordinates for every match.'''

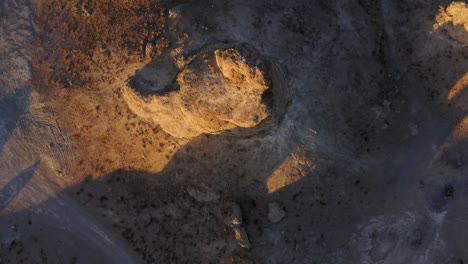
[123,43,288,138]
[266,145,316,193]
[433,1,468,45]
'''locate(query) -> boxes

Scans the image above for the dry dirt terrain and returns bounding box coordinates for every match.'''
[0,0,467,263]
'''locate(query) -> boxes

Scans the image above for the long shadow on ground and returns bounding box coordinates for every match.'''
[0,87,30,153]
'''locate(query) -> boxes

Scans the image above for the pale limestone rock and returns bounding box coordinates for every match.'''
[123,43,287,138]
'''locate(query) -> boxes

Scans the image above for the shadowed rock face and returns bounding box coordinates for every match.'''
[123,43,288,138]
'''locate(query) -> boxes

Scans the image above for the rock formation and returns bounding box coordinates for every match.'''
[433,1,468,45]
[123,43,288,138]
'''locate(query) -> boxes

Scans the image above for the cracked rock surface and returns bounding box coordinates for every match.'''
[123,43,288,138]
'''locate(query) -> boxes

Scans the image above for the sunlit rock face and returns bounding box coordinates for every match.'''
[123,43,288,138]
[433,1,468,46]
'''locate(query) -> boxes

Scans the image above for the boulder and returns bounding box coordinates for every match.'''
[268,201,285,223]
[123,43,288,138]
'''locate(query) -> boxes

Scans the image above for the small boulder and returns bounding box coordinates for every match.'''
[233,226,251,249]
[224,202,250,249]
[187,184,220,202]
[268,201,285,223]
[224,202,243,227]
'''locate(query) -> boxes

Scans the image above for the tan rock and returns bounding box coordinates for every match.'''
[123,43,288,138]
[433,1,468,45]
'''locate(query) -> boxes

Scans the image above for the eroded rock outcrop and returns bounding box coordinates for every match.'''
[433,1,468,45]
[123,43,288,138]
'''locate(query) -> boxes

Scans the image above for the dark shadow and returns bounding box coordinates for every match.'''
[128,51,180,97]
[0,87,31,153]
[0,162,39,213]
[413,1,468,123]
[0,126,296,263]
[0,80,463,263]
[434,22,468,47]
[416,48,468,123]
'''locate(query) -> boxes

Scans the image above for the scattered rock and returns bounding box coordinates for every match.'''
[224,202,243,227]
[233,226,251,249]
[224,202,250,248]
[268,201,285,223]
[187,184,220,202]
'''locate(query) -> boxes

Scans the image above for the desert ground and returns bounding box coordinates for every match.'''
[0,0,467,263]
